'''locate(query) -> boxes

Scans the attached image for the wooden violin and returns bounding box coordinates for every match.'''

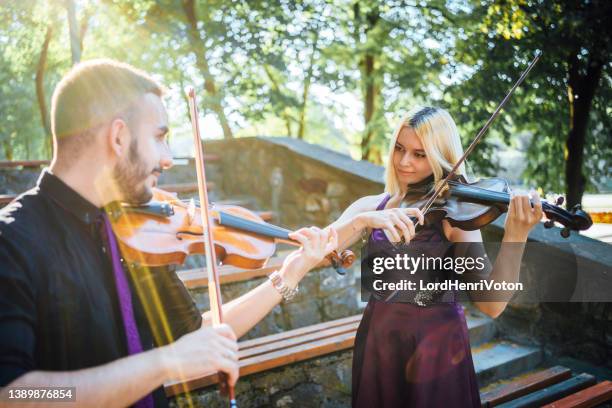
[107,187,355,272]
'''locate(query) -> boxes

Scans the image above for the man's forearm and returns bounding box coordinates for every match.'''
[2,348,168,408]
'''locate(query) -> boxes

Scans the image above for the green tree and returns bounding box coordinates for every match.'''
[447,0,611,207]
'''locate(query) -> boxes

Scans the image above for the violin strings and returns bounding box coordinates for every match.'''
[446,181,511,202]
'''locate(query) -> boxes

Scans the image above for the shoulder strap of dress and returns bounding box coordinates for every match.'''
[375,194,392,211]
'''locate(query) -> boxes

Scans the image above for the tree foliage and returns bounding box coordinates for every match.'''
[0,0,608,205]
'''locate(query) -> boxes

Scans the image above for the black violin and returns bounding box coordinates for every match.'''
[401,174,592,238]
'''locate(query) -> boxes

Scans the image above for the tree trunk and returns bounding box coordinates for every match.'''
[182,0,233,139]
[65,0,81,65]
[3,138,14,161]
[297,31,319,140]
[360,53,376,161]
[263,65,293,136]
[565,53,603,208]
[353,2,380,162]
[36,24,53,158]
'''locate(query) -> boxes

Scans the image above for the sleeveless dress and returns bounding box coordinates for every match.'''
[351,194,483,408]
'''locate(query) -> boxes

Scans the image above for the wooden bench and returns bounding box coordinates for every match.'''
[0,194,15,206]
[542,381,612,408]
[164,314,361,397]
[0,156,219,169]
[481,366,610,407]
[0,160,50,168]
[481,366,572,407]
[1,191,274,222]
[159,182,215,194]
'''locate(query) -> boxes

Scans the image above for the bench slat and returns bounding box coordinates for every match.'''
[542,381,612,408]
[239,314,361,351]
[164,330,355,396]
[0,156,219,169]
[481,365,572,407]
[159,182,214,194]
[239,321,360,360]
[0,160,49,168]
[0,195,15,206]
[497,374,597,408]
[239,331,355,376]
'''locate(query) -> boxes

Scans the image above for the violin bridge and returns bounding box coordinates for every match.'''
[188,198,196,225]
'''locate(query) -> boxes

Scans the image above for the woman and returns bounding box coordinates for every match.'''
[332,106,543,407]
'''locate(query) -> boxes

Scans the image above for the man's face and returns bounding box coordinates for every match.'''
[113,93,172,204]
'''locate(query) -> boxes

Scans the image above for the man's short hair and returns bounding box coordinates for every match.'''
[51,59,164,141]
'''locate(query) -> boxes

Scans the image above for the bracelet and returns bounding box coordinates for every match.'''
[268,271,299,302]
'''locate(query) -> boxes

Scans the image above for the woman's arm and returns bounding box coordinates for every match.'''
[331,194,383,251]
[331,193,425,250]
[446,191,543,318]
[201,227,338,338]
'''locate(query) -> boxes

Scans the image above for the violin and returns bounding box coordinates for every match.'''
[401,174,593,238]
[107,187,355,272]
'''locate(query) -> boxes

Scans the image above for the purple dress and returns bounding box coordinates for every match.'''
[352,194,482,408]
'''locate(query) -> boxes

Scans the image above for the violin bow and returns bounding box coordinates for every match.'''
[420,51,542,214]
[187,87,237,408]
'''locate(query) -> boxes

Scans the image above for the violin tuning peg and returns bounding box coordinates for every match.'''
[560,227,571,238]
[544,220,555,229]
[555,196,565,206]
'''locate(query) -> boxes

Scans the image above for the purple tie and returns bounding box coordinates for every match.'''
[102,213,155,408]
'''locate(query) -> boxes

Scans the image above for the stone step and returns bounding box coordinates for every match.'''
[474,340,543,387]
[464,305,497,347]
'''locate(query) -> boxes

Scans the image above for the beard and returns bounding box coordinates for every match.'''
[112,138,155,204]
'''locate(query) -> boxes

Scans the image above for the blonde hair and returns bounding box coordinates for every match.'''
[384,106,467,196]
[51,59,164,141]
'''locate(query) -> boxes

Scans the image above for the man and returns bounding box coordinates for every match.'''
[0,59,337,407]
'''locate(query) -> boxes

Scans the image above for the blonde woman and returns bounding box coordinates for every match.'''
[332,107,543,407]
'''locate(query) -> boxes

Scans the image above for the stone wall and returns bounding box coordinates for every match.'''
[188,264,362,341]
[200,137,383,229]
[0,165,44,195]
[170,352,353,408]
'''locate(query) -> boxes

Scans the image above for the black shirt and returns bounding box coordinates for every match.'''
[0,170,202,406]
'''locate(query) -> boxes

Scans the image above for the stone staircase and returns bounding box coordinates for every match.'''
[464,306,543,387]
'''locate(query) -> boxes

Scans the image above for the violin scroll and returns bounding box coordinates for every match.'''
[543,201,593,238]
[328,249,356,275]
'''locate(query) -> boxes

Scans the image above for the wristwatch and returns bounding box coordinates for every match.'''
[268,271,299,302]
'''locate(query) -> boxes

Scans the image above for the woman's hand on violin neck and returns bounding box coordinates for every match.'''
[356,207,424,243]
[503,189,543,242]
[283,227,338,286]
